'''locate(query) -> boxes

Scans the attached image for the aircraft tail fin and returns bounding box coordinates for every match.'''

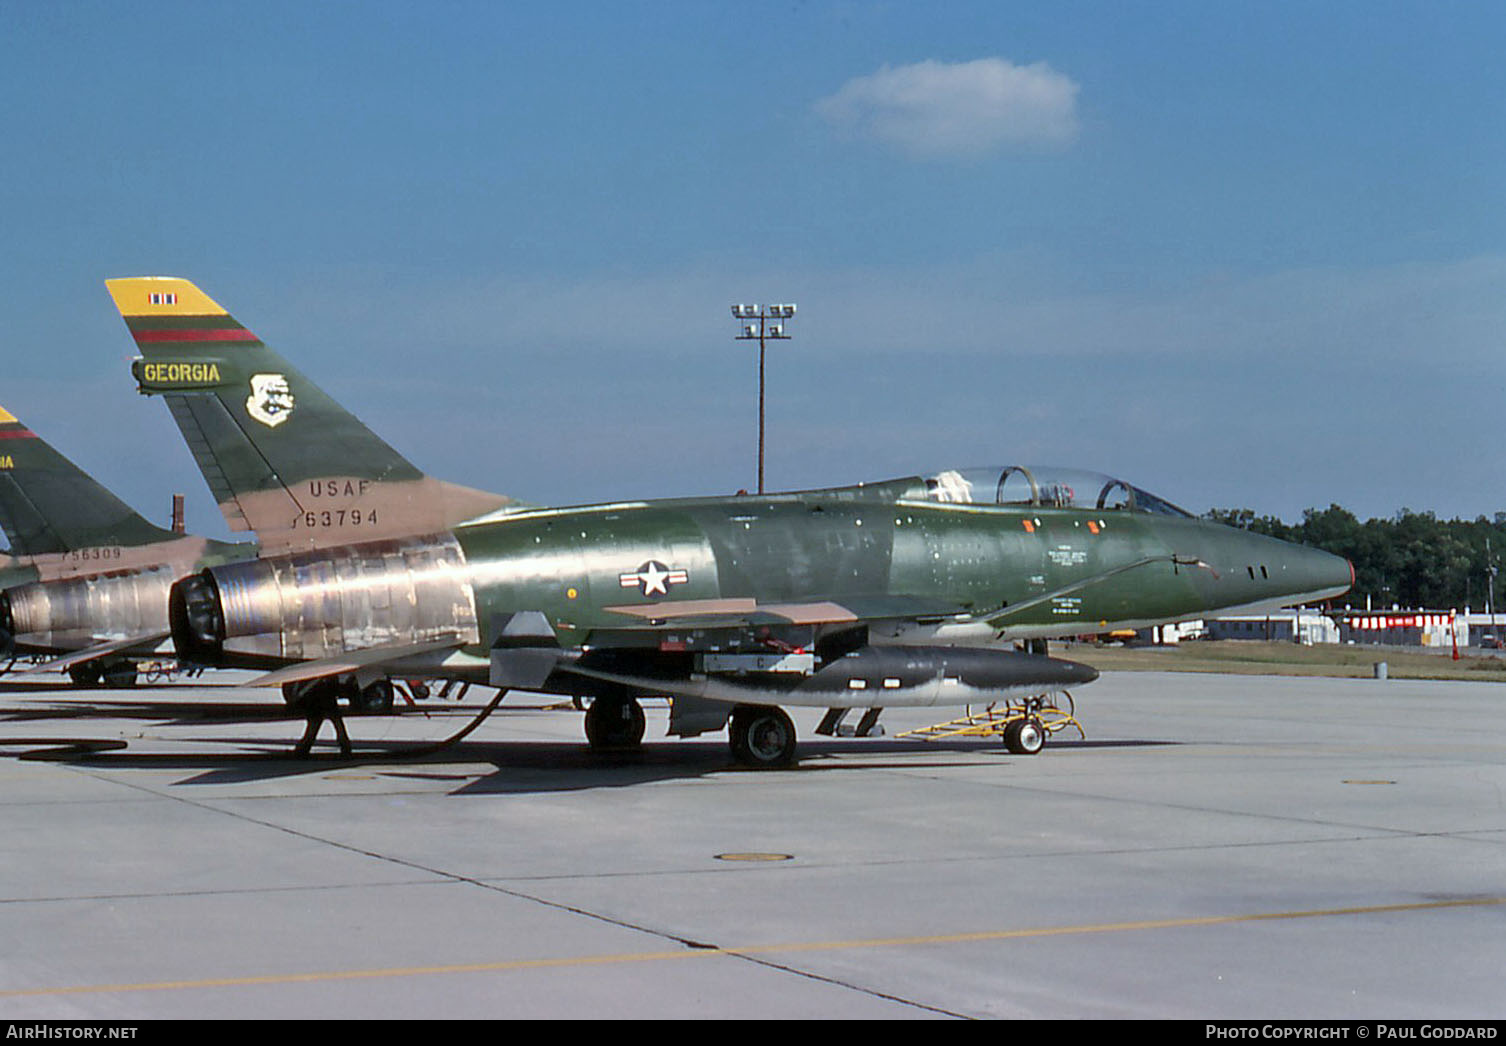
[106,277,514,553]
[0,406,179,556]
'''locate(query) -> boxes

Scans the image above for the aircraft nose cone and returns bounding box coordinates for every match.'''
[1300,545,1354,601]
[1212,528,1355,605]
[1047,656,1099,687]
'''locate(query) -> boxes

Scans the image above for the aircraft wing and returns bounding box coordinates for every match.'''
[35,630,173,673]
[598,593,971,629]
[247,635,470,688]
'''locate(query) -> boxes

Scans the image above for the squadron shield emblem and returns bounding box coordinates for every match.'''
[246,373,295,428]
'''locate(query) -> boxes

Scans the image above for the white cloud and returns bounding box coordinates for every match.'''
[815,57,1080,158]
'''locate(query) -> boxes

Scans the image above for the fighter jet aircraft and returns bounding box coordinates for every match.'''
[106,277,1353,764]
[0,405,252,684]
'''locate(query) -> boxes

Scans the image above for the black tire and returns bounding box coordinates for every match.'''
[68,662,103,688]
[584,694,645,749]
[1002,717,1046,755]
[356,679,396,715]
[284,678,343,708]
[729,705,797,768]
[101,662,138,688]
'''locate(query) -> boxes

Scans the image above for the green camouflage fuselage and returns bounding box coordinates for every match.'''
[457,479,1351,654]
[186,471,1351,681]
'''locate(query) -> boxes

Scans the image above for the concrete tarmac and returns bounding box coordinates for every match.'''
[0,667,1501,1019]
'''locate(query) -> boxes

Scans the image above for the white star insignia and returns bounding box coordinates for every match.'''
[638,561,670,596]
[619,560,690,598]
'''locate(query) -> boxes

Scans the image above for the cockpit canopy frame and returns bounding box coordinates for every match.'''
[914,465,1192,518]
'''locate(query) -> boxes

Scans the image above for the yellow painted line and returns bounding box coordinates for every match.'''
[4,896,1502,998]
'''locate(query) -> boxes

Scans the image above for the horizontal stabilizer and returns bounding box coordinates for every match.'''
[247,634,468,688]
[35,630,173,673]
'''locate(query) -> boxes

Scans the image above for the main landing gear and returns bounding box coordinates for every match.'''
[728,705,797,768]
[578,693,799,769]
[280,676,401,757]
[280,677,396,715]
[66,660,138,688]
[285,678,352,757]
[583,693,646,750]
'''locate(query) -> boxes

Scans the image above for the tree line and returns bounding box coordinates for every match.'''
[1205,505,1506,613]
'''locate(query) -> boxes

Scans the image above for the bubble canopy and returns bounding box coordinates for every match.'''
[913,466,1194,518]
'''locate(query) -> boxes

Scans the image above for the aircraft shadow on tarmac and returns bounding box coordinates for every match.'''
[0,694,1178,794]
[0,698,295,727]
[0,677,229,693]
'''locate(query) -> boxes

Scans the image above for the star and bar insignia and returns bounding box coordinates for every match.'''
[619,560,689,598]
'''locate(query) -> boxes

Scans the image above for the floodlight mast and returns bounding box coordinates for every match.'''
[1489,537,1497,647]
[729,303,796,495]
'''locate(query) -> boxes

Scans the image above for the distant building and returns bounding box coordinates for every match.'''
[1201,607,1502,650]
[1456,612,1505,649]
[1205,609,1339,645]
[1130,620,1206,644]
[1339,611,1462,649]
[1136,609,1504,650]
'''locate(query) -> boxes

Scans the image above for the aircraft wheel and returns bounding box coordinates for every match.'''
[1002,717,1046,755]
[284,679,346,707]
[730,705,797,768]
[68,662,103,687]
[356,679,396,715]
[101,661,138,688]
[585,695,645,750]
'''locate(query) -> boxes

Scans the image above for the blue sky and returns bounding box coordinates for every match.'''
[1,1,1502,540]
